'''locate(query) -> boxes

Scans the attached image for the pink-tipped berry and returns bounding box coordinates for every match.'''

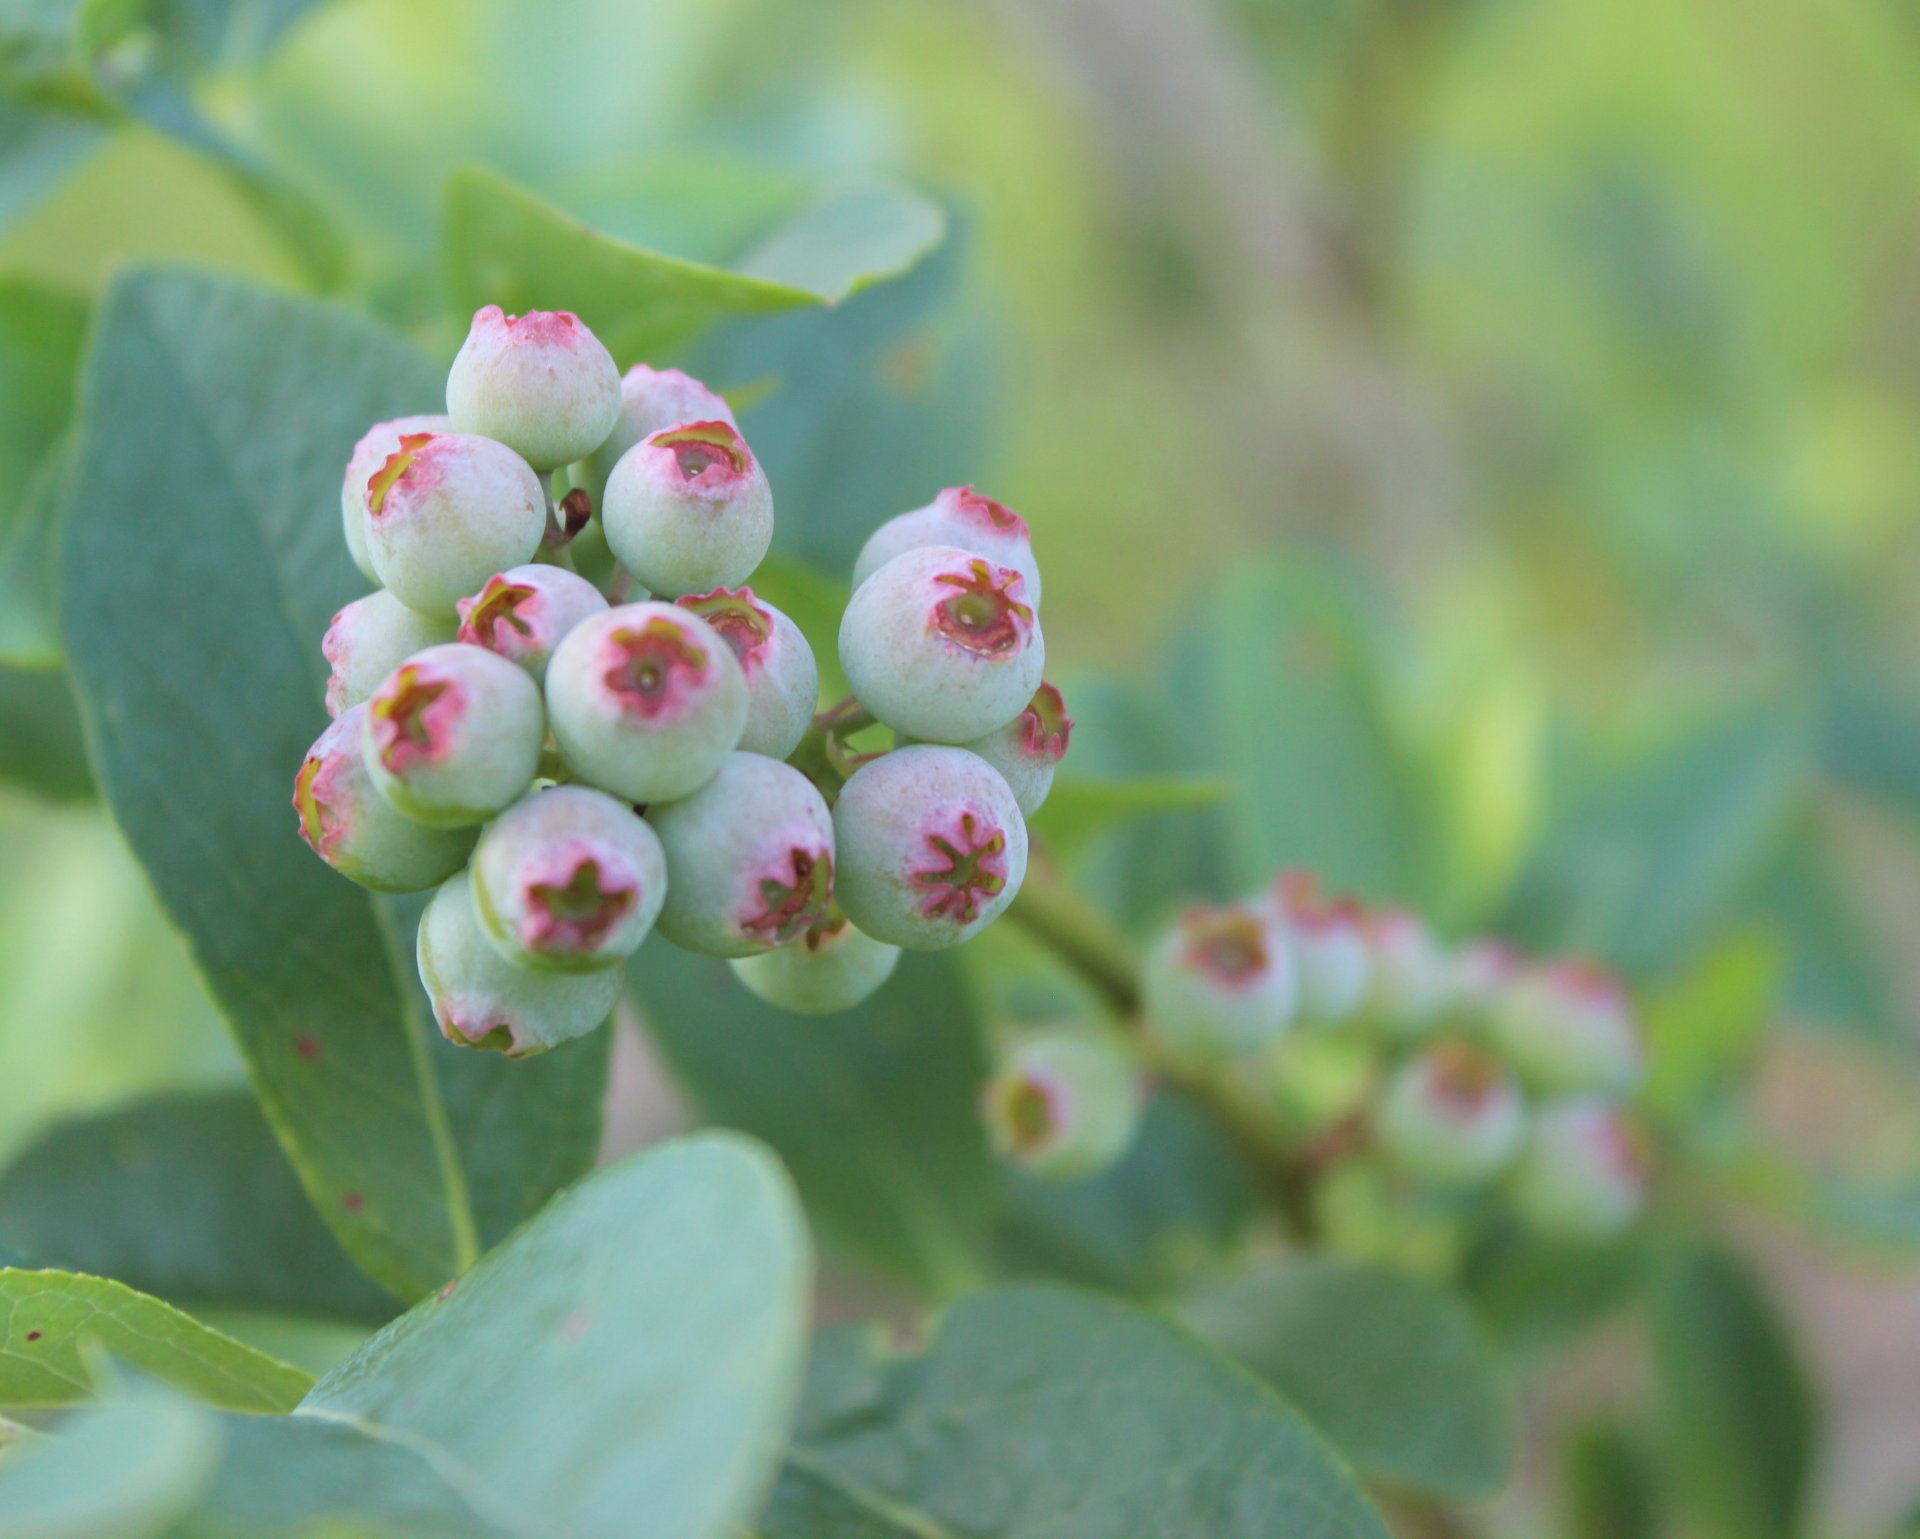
[601,420,774,597]
[676,586,818,760]
[1489,959,1643,1096]
[293,706,475,892]
[853,485,1043,606]
[982,1031,1142,1182]
[322,590,455,718]
[572,364,736,506]
[341,413,451,583]
[445,306,621,472]
[1269,872,1370,1023]
[1510,1099,1650,1238]
[457,564,609,684]
[1142,902,1298,1064]
[1376,1039,1527,1187]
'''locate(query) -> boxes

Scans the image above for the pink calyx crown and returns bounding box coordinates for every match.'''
[1422,1040,1505,1113]
[369,664,463,774]
[471,305,588,349]
[1180,905,1272,989]
[293,748,350,857]
[741,843,834,947]
[928,558,1034,658]
[939,484,1030,541]
[676,586,773,673]
[459,575,542,658]
[987,1065,1068,1155]
[1014,682,1073,762]
[519,844,640,952]
[599,616,711,721]
[646,420,750,487]
[911,807,1009,924]
[365,432,438,518]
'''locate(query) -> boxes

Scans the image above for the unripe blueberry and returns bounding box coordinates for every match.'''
[676,586,818,760]
[1510,1099,1650,1238]
[322,590,455,718]
[457,564,609,684]
[853,486,1043,607]
[982,1031,1142,1182]
[1142,903,1297,1065]
[363,431,547,617]
[445,306,621,472]
[1269,872,1369,1023]
[1359,908,1450,1035]
[292,706,475,892]
[600,420,774,597]
[571,364,736,507]
[470,785,666,972]
[832,745,1028,950]
[646,752,834,958]
[728,910,900,1014]
[840,547,1045,743]
[416,870,622,1057]
[342,414,452,582]
[543,602,747,804]
[361,643,545,827]
[916,681,1071,818]
[1445,938,1523,1020]
[1376,1040,1527,1187]
[1488,959,1643,1096]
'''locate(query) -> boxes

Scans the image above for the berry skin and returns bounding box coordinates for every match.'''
[322,590,455,718]
[1446,938,1523,1020]
[839,546,1045,743]
[728,911,900,1014]
[1488,959,1643,1096]
[911,681,1071,818]
[457,564,609,684]
[1376,1040,1527,1188]
[470,785,666,973]
[675,586,818,760]
[982,1031,1142,1182]
[1269,872,1369,1023]
[646,752,835,958]
[853,486,1043,607]
[445,306,621,472]
[363,431,547,617]
[416,870,622,1057]
[832,745,1028,950]
[1510,1099,1650,1238]
[543,602,748,804]
[1359,908,1451,1036]
[341,413,451,583]
[571,364,736,507]
[600,420,774,597]
[293,706,475,892]
[1142,902,1298,1064]
[361,643,545,827]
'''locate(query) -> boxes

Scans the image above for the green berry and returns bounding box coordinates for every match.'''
[292,705,475,892]
[853,486,1042,607]
[982,1031,1141,1181]
[470,784,666,972]
[832,745,1028,950]
[445,306,621,472]
[647,752,834,958]
[1509,1099,1649,1238]
[601,420,774,597]
[361,643,545,827]
[1269,872,1369,1023]
[1142,903,1296,1065]
[1375,1040,1526,1188]
[570,364,735,508]
[323,589,455,718]
[416,869,622,1057]
[456,563,609,684]
[1359,909,1450,1036]
[840,546,1045,743]
[1488,960,1643,1096]
[676,586,818,760]
[544,602,747,804]
[363,431,547,617]
[727,910,900,1014]
[341,413,450,583]
[919,681,1071,818]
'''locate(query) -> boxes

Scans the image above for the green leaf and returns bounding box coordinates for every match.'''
[0,1269,311,1412]
[771,1283,1390,1539]
[443,166,945,364]
[60,267,608,1302]
[0,1091,395,1324]
[1182,1259,1512,1499]
[1650,1242,1814,1539]
[1565,1420,1664,1539]
[1641,931,1783,1120]
[0,96,102,230]
[1034,774,1233,856]
[0,278,87,667]
[301,1133,811,1539]
[1464,1232,1647,1354]
[630,941,992,1296]
[0,664,91,799]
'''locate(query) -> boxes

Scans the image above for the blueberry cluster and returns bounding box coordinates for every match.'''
[984,871,1649,1240]
[296,306,1068,1055]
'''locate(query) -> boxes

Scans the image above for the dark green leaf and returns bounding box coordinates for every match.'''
[1182,1259,1512,1499]
[1464,1230,1647,1354]
[1564,1420,1664,1539]
[0,664,91,799]
[1034,774,1233,856]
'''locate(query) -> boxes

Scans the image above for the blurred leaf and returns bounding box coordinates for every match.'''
[301,1134,810,1539]
[1642,931,1783,1121]
[0,1269,311,1412]
[0,95,102,229]
[1035,774,1232,857]
[61,268,607,1302]
[0,277,87,666]
[1565,1420,1664,1539]
[0,1090,395,1323]
[629,941,992,1296]
[990,1090,1258,1296]
[771,1283,1391,1539]
[1650,1241,1814,1539]
[0,664,91,799]
[1500,709,1812,976]
[1182,1259,1512,1499]
[1820,671,1920,815]
[0,443,74,668]
[443,165,944,364]
[1464,1231,1647,1354]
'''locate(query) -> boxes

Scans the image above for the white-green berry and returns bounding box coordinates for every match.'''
[601,420,774,597]
[983,1030,1141,1181]
[341,412,450,582]
[647,752,834,958]
[292,706,474,892]
[571,364,736,507]
[930,681,1072,818]
[1142,902,1297,1065]
[1359,909,1451,1036]
[728,911,900,1014]
[1510,1099,1650,1238]
[323,590,455,718]
[470,785,666,973]
[1375,1040,1527,1188]
[840,546,1045,743]
[832,745,1028,950]
[363,431,547,617]
[852,485,1042,607]
[1488,960,1643,1096]
[1269,872,1370,1023]
[543,602,747,804]
[456,563,609,684]
[416,869,621,1057]
[676,586,818,760]
[361,643,545,827]
[445,306,621,472]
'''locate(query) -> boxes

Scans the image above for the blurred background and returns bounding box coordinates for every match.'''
[4,1,1920,1535]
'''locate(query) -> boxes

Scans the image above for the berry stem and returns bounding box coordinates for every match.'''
[787,694,879,801]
